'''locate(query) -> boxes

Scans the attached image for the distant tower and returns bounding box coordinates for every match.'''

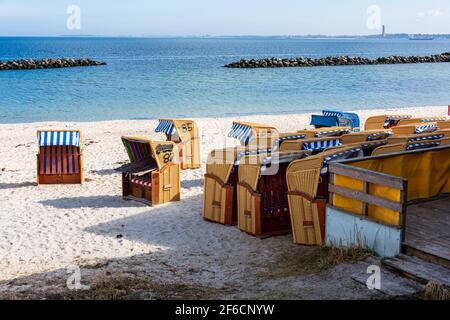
[382,25,386,37]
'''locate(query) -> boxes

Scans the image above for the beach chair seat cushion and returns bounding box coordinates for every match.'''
[130,176,152,187]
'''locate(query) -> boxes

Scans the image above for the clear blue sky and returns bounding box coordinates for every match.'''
[1,0,449,36]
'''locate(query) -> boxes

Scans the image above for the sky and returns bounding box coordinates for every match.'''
[0,0,449,36]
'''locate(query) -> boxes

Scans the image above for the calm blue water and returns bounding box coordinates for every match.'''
[1,37,450,123]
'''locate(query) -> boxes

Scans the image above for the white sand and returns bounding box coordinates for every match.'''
[0,105,447,297]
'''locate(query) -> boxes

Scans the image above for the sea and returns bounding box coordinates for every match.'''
[1,37,450,123]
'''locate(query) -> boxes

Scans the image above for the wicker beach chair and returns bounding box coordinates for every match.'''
[155,119,200,170]
[364,115,412,130]
[340,130,391,144]
[203,146,273,225]
[297,126,351,139]
[371,143,407,156]
[286,146,363,246]
[390,122,439,135]
[280,136,343,153]
[397,117,448,126]
[116,137,180,206]
[37,130,83,184]
[236,151,310,238]
[310,110,360,131]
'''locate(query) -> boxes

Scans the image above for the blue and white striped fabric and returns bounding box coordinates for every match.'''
[321,148,362,175]
[322,110,343,117]
[155,120,177,135]
[315,128,350,138]
[415,123,438,134]
[228,123,254,145]
[38,131,80,147]
[407,141,441,151]
[302,139,341,151]
[367,132,391,141]
[383,115,411,128]
[272,134,306,151]
[234,148,272,166]
[421,118,447,123]
[409,134,444,142]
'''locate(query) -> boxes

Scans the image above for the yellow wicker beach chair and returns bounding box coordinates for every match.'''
[364,115,412,130]
[279,136,343,153]
[391,122,439,135]
[286,146,363,245]
[203,146,273,226]
[340,130,391,144]
[117,136,180,206]
[296,126,351,139]
[397,117,448,126]
[155,119,200,170]
[228,121,278,147]
[37,130,83,185]
[437,120,450,130]
[371,143,407,156]
[236,151,310,237]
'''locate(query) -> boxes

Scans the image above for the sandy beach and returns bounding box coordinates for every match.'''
[0,105,447,299]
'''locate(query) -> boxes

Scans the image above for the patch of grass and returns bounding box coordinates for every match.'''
[1,274,221,300]
[263,245,373,279]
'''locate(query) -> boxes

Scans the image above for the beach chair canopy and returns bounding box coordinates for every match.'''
[391,122,439,135]
[120,136,177,171]
[228,121,278,145]
[37,130,83,184]
[155,118,198,139]
[298,126,351,139]
[302,137,342,151]
[310,110,360,130]
[38,130,81,147]
[364,115,412,130]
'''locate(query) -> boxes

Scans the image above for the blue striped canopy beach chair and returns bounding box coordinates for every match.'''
[37,130,83,184]
[310,110,360,131]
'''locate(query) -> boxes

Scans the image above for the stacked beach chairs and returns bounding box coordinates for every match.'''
[155,119,201,170]
[34,111,450,247]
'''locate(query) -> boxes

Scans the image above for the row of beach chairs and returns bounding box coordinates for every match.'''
[35,111,450,246]
[203,112,450,246]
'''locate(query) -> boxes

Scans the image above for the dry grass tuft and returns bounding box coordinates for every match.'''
[424,281,450,300]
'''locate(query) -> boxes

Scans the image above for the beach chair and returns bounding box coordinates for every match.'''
[297,126,351,139]
[340,130,391,144]
[437,120,450,130]
[155,119,200,170]
[371,143,407,156]
[203,146,274,225]
[236,151,310,237]
[37,130,83,184]
[388,132,445,145]
[228,121,278,146]
[390,122,439,135]
[286,146,363,245]
[280,136,343,153]
[117,137,180,206]
[364,115,412,130]
[397,117,448,126]
[310,110,360,131]
[326,139,389,156]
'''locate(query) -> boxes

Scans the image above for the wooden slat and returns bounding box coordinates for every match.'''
[329,184,403,213]
[329,162,406,190]
[382,254,450,287]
